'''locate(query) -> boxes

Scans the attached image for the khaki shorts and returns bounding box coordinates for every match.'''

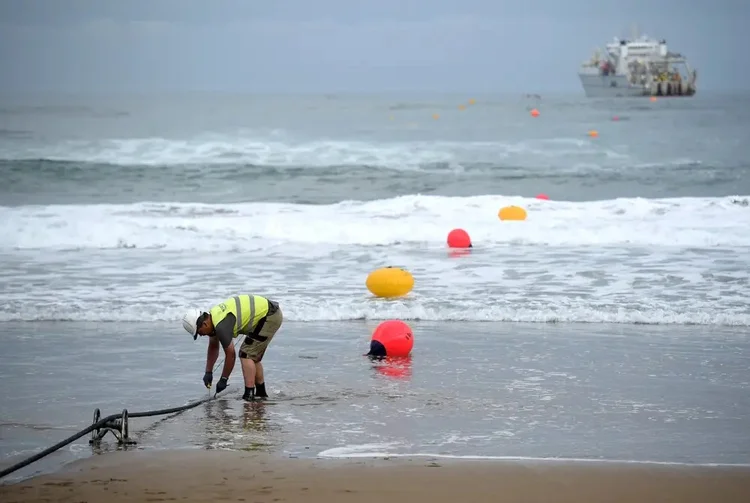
[239,301,282,362]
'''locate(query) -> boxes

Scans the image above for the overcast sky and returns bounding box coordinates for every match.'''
[1,0,747,94]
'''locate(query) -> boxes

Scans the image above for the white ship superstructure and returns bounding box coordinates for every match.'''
[578,28,697,98]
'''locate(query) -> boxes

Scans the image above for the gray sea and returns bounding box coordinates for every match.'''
[1,92,749,483]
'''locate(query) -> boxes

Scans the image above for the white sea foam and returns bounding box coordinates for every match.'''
[2,195,748,326]
[1,135,661,171]
[2,298,748,325]
[316,444,750,467]
[2,195,749,251]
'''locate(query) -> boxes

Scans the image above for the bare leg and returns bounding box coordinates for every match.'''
[254,362,268,398]
[240,358,257,388]
[255,362,264,385]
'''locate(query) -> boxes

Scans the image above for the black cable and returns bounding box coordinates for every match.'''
[128,395,213,418]
[0,394,215,480]
[2,328,241,481]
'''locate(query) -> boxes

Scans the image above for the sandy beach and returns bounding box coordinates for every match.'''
[2,450,750,503]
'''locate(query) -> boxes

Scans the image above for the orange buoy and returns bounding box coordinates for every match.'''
[447,228,472,248]
[588,130,598,137]
[367,320,414,357]
[536,193,549,200]
[498,205,527,221]
[530,108,540,117]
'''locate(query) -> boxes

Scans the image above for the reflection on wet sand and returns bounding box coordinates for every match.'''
[202,399,279,452]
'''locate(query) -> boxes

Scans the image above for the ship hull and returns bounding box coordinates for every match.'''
[578,73,648,98]
[578,73,696,98]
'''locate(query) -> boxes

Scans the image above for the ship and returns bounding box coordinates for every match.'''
[578,28,697,98]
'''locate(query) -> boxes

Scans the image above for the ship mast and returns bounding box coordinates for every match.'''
[631,23,639,41]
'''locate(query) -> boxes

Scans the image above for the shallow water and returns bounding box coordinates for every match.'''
[2,320,749,483]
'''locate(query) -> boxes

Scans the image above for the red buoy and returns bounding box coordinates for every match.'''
[447,228,472,248]
[367,320,414,357]
[536,193,549,200]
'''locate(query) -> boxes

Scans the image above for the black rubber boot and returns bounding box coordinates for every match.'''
[242,387,255,401]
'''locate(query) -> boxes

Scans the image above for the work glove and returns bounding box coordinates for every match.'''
[216,376,229,394]
[203,371,213,388]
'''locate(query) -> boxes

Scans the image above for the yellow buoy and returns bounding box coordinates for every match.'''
[366,267,414,298]
[498,205,527,221]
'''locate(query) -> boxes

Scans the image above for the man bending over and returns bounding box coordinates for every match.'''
[181,294,283,401]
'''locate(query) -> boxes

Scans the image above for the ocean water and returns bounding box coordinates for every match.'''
[1,92,750,482]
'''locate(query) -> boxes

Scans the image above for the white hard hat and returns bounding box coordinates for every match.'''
[181,308,204,340]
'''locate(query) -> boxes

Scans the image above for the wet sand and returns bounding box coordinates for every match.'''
[2,450,749,503]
